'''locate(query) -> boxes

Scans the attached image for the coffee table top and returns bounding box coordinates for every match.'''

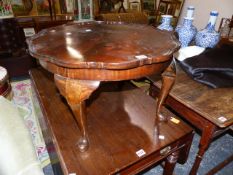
[27,21,179,70]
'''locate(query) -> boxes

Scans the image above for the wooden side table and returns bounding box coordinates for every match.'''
[27,21,180,152]
[148,65,233,175]
[30,67,194,175]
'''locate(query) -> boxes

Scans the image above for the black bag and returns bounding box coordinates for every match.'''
[178,43,233,88]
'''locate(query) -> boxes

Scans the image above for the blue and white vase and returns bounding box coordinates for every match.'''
[195,11,220,48]
[176,6,195,32]
[157,15,173,31]
[176,17,197,47]
[186,6,195,18]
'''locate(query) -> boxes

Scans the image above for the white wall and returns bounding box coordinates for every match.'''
[178,0,233,30]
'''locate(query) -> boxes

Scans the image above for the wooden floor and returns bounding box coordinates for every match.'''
[30,67,193,175]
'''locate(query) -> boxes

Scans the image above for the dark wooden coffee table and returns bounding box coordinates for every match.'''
[30,67,194,175]
[148,65,233,175]
[27,21,180,152]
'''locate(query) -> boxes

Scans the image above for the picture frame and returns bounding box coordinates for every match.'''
[129,2,140,11]
[0,0,14,18]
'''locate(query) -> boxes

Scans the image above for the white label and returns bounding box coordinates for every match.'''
[85,29,92,32]
[69,173,76,175]
[218,116,227,122]
[135,55,148,60]
[159,135,165,140]
[23,28,36,37]
[136,149,146,157]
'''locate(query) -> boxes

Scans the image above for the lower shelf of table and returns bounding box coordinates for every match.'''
[30,67,193,175]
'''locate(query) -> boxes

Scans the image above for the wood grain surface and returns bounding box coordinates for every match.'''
[30,67,193,175]
[27,21,180,70]
[149,65,233,128]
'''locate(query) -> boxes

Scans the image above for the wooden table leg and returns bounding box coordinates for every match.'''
[163,150,180,175]
[156,61,176,121]
[178,131,195,164]
[189,124,216,175]
[54,74,100,152]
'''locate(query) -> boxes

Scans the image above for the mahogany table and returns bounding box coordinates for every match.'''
[148,65,233,175]
[30,67,194,175]
[27,21,180,152]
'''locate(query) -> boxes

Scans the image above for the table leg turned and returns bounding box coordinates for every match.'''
[156,62,176,121]
[54,74,100,152]
[189,124,216,175]
[163,151,180,175]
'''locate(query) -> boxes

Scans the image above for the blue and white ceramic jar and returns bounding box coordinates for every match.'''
[176,6,195,32]
[157,15,173,31]
[176,17,197,47]
[195,11,220,48]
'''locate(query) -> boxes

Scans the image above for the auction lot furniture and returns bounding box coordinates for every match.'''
[30,67,194,175]
[27,20,197,174]
[27,21,180,152]
[148,65,233,175]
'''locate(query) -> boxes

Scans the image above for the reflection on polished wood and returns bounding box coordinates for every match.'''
[30,68,193,175]
[27,21,180,151]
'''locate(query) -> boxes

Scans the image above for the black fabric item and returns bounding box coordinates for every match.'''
[178,44,233,88]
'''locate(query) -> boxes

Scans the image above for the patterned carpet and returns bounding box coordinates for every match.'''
[11,80,50,169]
[11,79,233,175]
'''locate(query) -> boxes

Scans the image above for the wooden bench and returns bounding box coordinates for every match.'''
[30,67,193,175]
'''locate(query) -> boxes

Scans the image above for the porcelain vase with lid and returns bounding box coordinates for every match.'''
[175,6,197,47]
[157,15,173,31]
[195,11,220,48]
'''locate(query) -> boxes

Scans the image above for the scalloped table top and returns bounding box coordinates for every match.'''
[27,21,180,70]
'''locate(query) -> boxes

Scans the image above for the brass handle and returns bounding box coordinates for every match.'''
[160,146,171,156]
